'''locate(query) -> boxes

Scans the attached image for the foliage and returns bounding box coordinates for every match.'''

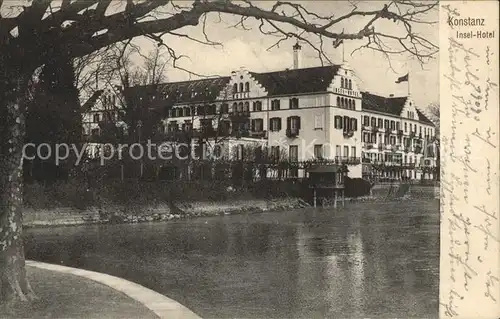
[24,56,82,182]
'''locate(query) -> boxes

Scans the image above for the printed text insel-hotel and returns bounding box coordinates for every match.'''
[456,30,495,39]
[448,17,485,27]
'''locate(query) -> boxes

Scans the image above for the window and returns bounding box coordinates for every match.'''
[363,116,370,126]
[343,116,350,131]
[341,78,345,88]
[344,146,349,158]
[337,96,340,106]
[271,146,280,161]
[236,144,244,160]
[336,145,341,156]
[287,116,301,130]
[371,117,377,127]
[251,119,263,132]
[378,118,383,127]
[314,145,323,159]
[384,119,389,129]
[237,102,243,112]
[351,146,356,157]
[390,120,395,130]
[91,128,99,136]
[232,103,237,113]
[168,121,178,132]
[184,107,191,117]
[233,83,238,93]
[93,113,100,122]
[404,122,408,132]
[314,114,324,129]
[243,102,250,112]
[348,79,352,90]
[253,101,262,112]
[289,98,299,109]
[221,103,229,114]
[239,83,243,92]
[245,82,249,92]
[350,118,358,131]
[396,122,400,131]
[334,115,343,129]
[210,104,217,115]
[289,145,298,162]
[184,120,192,132]
[271,99,280,110]
[269,117,282,131]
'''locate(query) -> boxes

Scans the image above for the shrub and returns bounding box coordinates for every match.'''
[344,177,373,197]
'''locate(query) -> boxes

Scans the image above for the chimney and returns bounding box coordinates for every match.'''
[293,42,302,69]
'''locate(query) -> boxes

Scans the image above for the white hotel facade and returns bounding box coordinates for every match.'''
[82,43,437,180]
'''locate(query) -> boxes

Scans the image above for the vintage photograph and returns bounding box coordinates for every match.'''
[1,1,440,318]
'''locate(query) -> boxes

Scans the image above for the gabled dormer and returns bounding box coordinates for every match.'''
[223,67,268,100]
[329,62,362,111]
[329,62,362,98]
[400,97,418,120]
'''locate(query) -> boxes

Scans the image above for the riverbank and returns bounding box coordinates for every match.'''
[1,261,200,319]
[2,265,159,319]
[23,185,438,228]
[23,197,311,228]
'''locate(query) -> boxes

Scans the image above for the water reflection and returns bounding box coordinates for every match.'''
[25,200,439,318]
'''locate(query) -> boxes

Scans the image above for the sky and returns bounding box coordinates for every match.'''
[2,0,439,111]
[130,1,439,111]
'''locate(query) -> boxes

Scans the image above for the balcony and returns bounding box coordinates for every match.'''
[250,130,267,138]
[286,128,300,138]
[343,130,354,138]
[336,156,361,165]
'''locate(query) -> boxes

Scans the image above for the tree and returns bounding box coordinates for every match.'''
[24,55,82,183]
[426,102,440,180]
[0,0,438,303]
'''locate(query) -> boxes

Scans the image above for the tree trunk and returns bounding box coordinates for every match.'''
[0,77,37,304]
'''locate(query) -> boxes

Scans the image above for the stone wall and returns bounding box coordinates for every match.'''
[23,198,310,228]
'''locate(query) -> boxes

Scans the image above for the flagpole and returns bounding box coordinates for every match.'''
[407,71,410,96]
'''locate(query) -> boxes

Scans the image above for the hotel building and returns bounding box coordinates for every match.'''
[82,43,437,180]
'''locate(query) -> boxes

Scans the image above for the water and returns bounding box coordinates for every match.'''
[24,200,439,319]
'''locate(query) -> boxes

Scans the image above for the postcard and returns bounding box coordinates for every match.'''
[0,1,498,318]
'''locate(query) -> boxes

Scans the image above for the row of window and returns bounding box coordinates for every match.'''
[362,152,419,164]
[333,115,358,132]
[336,96,355,110]
[406,111,416,119]
[102,95,116,106]
[287,144,357,161]
[92,111,119,123]
[233,82,250,93]
[362,132,423,145]
[340,77,353,90]
[269,116,301,132]
[362,115,433,136]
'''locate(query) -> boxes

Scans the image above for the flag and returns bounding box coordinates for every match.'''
[395,73,409,83]
[333,39,344,49]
